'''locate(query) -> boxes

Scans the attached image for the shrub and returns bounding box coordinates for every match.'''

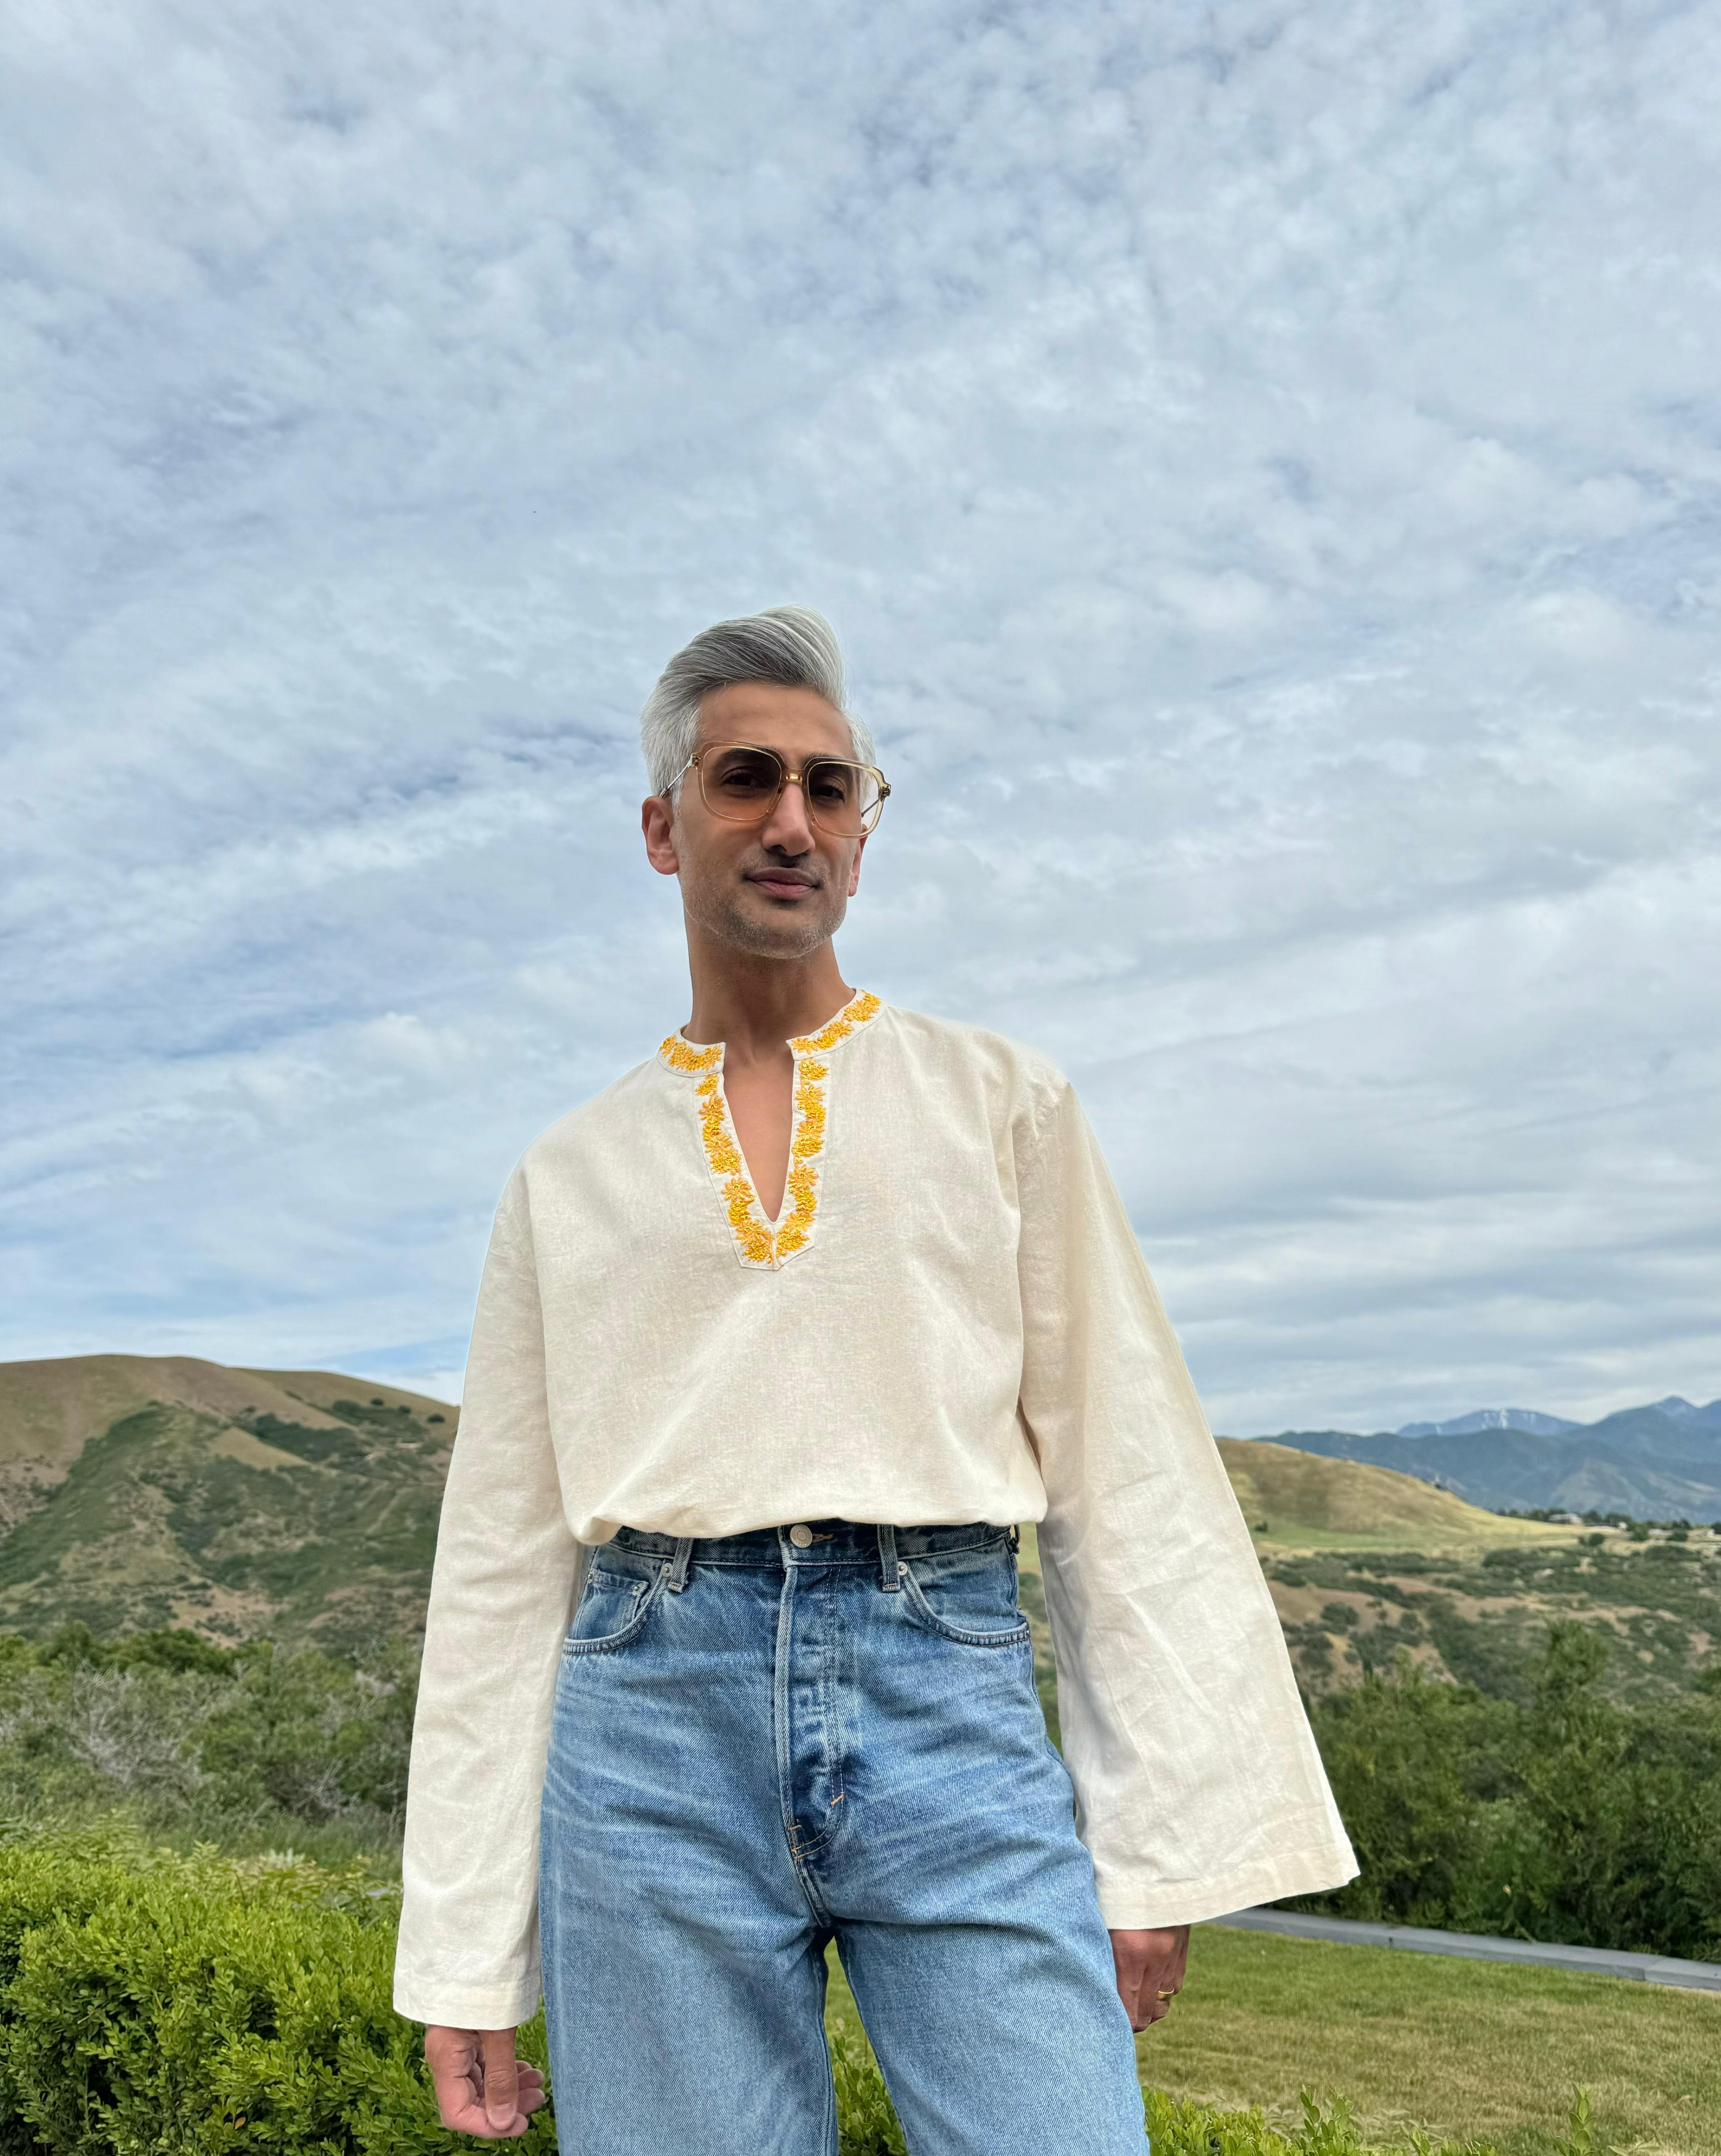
[0,1836,551,2155]
[831,2019,908,2153]
[1297,1663,1515,1927]
[0,1630,417,1861]
[1299,1626,1721,1958]
[1143,2088,1515,2156]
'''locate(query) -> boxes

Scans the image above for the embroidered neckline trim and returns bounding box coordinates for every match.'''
[657,990,882,1270]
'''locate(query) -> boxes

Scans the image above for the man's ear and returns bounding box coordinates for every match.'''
[642,795,681,878]
[846,832,868,898]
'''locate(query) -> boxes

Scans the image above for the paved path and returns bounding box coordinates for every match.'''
[1208,1907,1721,1993]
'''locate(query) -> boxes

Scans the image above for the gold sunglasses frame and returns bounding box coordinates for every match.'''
[672,744,892,838]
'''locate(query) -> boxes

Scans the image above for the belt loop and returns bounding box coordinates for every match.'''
[877,1523,901,1593]
[1008,1524,1021,1555]
[665,1536,694,1593]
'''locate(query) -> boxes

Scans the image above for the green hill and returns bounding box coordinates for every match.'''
[1027,1444,1716,1707]
[1211,1442,1720,1703]
[1216,1438,1582,1552]
[0,1357,456,1655]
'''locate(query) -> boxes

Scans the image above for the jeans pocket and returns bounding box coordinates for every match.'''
[898,1556,1034,1647]
[563,1563,669,1656]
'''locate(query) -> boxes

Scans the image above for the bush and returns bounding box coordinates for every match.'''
[0,1835,551,2155]
[831,2019,909,2154]
[1299,1625,1721,1958]
[0,1630,417,1862]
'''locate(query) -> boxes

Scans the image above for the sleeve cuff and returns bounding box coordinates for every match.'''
[391,1967,543,2030]
[1092,1838,1359,1932]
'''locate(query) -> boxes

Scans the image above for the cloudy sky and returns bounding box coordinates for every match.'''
[4,0,1718,1434]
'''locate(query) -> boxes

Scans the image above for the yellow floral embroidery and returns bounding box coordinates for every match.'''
[789,989,882,1057]
[657,992,881,1268]
[659,1035,723,1075]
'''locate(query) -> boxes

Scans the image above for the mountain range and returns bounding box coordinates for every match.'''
[1244,1397,1721,1519]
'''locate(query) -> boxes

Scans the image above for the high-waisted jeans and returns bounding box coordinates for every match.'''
[538,1519,1147,2155]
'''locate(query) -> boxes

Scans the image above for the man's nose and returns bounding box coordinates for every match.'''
[760,774,815,853]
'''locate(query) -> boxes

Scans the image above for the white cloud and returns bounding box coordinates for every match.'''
[3,0,1718,1433]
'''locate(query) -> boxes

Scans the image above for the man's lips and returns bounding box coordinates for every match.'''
[745,869,820,900]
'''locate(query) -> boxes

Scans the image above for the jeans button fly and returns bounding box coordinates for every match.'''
[788,1524,814,1548]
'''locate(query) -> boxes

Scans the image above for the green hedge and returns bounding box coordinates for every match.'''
[0,1837,552,2155]
[0,1836,1539,2156]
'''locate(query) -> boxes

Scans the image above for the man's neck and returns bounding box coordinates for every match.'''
[682,933,855,1070]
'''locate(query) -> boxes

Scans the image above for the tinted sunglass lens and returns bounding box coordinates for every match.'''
[704,748,783,815]
[805,761,880,835]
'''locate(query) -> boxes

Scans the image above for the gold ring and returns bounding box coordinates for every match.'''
[1157,1989,1177,2000]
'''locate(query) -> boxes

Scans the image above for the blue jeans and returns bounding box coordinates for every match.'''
[539,1519,1147,2155]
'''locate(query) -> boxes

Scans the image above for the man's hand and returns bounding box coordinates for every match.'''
[425,2024,547,2139]
[1108,1925,1190,2033]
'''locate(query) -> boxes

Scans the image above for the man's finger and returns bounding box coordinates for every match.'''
[426,2026,478,2129]
[481,2029,524,2134]
[1109,1929,1147,2023]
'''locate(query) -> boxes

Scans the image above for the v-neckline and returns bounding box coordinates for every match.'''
[658,990,882,1270]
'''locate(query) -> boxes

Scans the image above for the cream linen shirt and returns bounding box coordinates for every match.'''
[393,992,1355,2028]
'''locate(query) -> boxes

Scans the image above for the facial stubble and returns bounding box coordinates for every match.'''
[681,849,851,963]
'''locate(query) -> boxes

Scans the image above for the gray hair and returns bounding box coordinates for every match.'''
[639,605,876,798]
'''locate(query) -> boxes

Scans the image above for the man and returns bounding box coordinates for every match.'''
[395,607,1355,2154]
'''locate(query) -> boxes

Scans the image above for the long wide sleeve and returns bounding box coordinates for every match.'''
[394,1169,588,2027]
[1016,1079,1356,1928]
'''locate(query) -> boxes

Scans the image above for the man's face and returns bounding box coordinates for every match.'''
[641,681,869,961]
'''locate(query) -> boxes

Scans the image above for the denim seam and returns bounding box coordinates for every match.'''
[896,1562,1034,1648]
[817,2021,840,2156]
[816,1572,846,1843]
[772,1562,801,1865]
[561,1568,668,1656]
[775,1566,839,1921]
[819,1569,854,1854]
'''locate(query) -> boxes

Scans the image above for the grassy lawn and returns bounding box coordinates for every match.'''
[1138,1924,1721,2156]
[826,1924,1720,2156]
